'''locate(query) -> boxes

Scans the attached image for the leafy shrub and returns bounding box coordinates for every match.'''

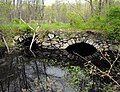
[67,6,120,41]
[86,16,106,30]
[67,12,84,29]
[105,6,120,41]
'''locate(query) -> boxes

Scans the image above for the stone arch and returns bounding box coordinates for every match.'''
[65,42,97,57]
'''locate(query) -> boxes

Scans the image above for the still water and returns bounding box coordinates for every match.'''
[0,49,97,92]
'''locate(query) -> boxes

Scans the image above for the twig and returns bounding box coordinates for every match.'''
[29,26,39,57]
[89,59,120,87]
[29,32,36,57]
[108,75,120,86]
[73,51,120,87]
[20,18,34,30]
[100,50,120,75]
[20,18,40,57]
[99,50,111,65]
[108,51,119,74]
[2,36,10,53]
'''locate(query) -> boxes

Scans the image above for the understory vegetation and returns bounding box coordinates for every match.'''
[0,1,120,43]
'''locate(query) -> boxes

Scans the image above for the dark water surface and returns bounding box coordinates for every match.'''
[0,49,92,92]
[0,48,119,92]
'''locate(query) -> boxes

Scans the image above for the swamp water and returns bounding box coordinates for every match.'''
[0,49,93,92]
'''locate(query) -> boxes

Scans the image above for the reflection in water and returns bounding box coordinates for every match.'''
[0,49,98,92]
[46,67,65,77]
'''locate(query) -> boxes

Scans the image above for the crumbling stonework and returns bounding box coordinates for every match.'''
[13,30,119,52]
[39,30,118,51]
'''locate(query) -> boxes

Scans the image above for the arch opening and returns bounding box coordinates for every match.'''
[66,42,97,57]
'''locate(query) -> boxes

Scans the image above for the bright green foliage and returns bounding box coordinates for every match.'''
[67,12,83,28]
[0,19,35,46]
[0,19,36,33]
[67,11,105,30]
[40,22,71,30]
[105,6,120,41]
[67,6,120,41]
[85,16,106,30]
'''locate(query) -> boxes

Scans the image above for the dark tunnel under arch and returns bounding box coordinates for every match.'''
[65,42,97,57]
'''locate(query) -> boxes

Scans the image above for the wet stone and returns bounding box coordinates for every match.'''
[80,37,86,42]
[60,43,69,49]
[67,40,72,45]
[48,33,55,39]
[62,39,68,43]
[51,40,58,45]
[54,44,60,48]
[85,39,94,45]
[42,42,51,47]
[94,44,100,49]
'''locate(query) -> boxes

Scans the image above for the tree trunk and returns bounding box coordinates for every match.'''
[90,0,94,16]
[40,0,45,23]
[98,0,102,15]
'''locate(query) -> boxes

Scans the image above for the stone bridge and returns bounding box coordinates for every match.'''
[0,30,120,92]
[39,30,118,51]
[13,30,119,72]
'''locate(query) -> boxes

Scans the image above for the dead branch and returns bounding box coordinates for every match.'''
[0,32,10,53]
[29,26,40,57]
[20,18,40,57]
[2,36,10,53]
[108,51,119,74]
[99,50,111,65]
[73,51,120,87]
[20,18,34,30]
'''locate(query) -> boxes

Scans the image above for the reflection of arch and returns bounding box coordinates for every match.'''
[66,42,97,57]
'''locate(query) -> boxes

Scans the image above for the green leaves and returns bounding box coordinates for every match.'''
[105,6,120,41]
[67,5,120,41]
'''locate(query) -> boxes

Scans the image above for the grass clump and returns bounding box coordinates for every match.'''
[40,22,71,30]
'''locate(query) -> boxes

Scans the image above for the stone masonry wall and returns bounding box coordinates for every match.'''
[40,30,118,51]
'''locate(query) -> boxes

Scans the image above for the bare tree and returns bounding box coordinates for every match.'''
[98,0,102,15]
[90,0,94,16]
[40,0,45,22]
